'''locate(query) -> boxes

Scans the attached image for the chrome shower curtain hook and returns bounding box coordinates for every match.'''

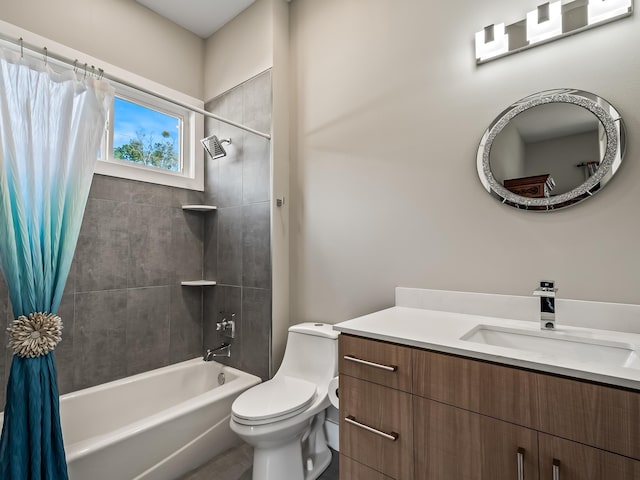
[43,47,48,66]
[19,37,23,58]
[83,63,87,80]
[73,59,78,73]
[90,65,95,78]
[98,68,104,80]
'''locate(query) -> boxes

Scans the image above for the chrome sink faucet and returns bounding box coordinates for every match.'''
[534,280,557,330]
[203,343,231,361]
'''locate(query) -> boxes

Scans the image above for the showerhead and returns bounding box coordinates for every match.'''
[201,135,231,160]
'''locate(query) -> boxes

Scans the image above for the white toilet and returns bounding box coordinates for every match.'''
[230,322,339,480]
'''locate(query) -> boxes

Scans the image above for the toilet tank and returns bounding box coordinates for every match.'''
[275,323,339,387]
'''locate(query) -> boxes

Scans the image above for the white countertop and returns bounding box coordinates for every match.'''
[333,306,640,391]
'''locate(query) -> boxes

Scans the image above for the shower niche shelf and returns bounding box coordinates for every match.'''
[181,280,217,287]
[181,205,217,286]
[182,205,217,212]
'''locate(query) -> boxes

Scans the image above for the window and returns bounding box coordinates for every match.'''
[0,19,204,190]
[95,82,204,191]
[112,97,181,172]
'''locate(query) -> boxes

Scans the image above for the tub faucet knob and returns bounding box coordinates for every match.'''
[216,314,236,338]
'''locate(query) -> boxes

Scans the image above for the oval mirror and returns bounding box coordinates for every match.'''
[477,89,626,211]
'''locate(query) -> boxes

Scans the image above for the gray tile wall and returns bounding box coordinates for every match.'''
[203,71,273,381]
[0,174,205,407]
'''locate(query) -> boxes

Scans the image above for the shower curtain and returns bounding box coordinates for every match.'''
[0,47,113,478]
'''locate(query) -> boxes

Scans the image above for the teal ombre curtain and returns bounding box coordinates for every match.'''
[0,47,113,478]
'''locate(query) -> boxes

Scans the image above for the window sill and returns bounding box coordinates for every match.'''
[95,158,204,191]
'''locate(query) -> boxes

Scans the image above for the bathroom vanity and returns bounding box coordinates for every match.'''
[334,288,640,480]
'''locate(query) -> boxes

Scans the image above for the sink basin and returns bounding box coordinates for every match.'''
[461,325,640,370]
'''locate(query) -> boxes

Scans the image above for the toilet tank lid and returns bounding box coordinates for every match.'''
[289,322,339,339]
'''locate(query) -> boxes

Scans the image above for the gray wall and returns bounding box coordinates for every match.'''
[490,122,526,183]
[524,131,600,192]
[203,71,273,380]
[289,0,640,326]
[1,174,205,407]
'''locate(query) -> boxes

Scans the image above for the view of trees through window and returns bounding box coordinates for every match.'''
[112,97,181,172]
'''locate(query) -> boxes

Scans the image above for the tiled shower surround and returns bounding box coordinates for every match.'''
[0,70,273,407]
[202,71,273,381]
[0,174,205,408]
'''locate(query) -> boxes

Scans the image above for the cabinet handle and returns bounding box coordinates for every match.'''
[552,459,560,480]
[345,415,399,441]
[343,355,397,372]
[517,447,525,480]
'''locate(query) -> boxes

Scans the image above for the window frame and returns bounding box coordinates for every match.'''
[95,81,204,191]
[0,19,205,191]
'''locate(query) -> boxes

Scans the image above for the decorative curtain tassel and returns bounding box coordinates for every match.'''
[7,312,63,358]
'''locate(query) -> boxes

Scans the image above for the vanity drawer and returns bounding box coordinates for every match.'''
[537,374,640,460]
[340,455,395,480]
[412,349,540,429]
[339,334,412,392]
[340,375,413,480]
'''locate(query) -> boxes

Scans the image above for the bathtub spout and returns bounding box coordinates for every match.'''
[204,343,231,361]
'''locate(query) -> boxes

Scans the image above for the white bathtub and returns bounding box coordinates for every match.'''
[0,358,260,480]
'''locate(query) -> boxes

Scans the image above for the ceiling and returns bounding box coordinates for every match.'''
[136,0,256,38]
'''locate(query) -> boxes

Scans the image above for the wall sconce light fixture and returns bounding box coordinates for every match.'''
[526,1,563,44]
[475,0,633,64]
[474,23,509,61]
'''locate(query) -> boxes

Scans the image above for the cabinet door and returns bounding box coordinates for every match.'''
[537,374,640,460]
[539,433,640,480]
[414,397,539,480]
[340,376,413,479]
[413,349,540,430]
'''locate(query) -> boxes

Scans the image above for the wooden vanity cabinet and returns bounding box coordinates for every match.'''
[414,397,539,480]
[339,333,640,480]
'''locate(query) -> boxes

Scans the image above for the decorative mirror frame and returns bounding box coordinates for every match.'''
[477,89,626,211]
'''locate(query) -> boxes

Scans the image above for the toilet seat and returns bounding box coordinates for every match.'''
[232,376,317,426]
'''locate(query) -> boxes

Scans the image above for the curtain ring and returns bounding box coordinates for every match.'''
[83,63,88,80]
[90,65,95,78]
[43,47,48,66]
[19,37,23,58]
[98,68,104,80]
[73,59,78,73]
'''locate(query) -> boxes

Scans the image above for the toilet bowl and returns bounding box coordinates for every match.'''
[230,322,339,480]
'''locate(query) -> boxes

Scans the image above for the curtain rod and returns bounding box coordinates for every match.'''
[0,34,272,140]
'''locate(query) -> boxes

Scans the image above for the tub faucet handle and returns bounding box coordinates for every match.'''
[216,314,236,338]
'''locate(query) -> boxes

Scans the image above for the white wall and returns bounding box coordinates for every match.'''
[0,0,204,99]
[204,0,274,102]
[289,0,640,326]
[271,0,291,371]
